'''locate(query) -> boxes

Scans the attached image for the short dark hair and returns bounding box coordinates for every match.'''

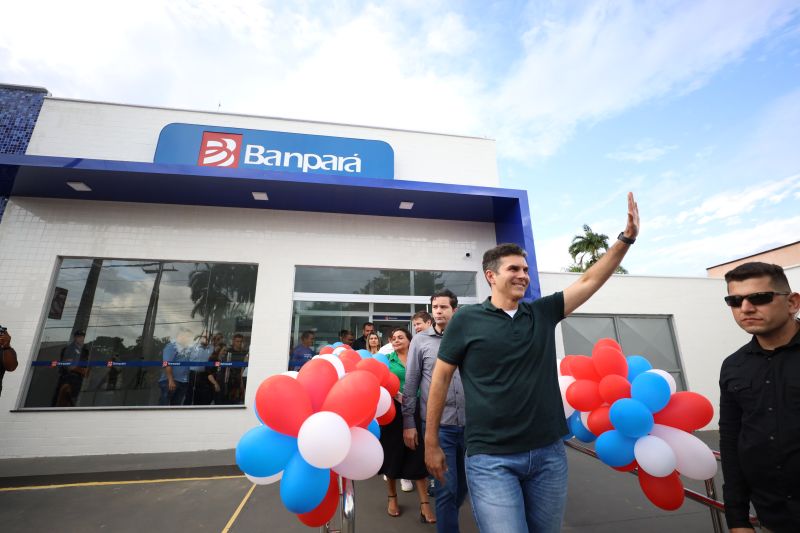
[724,262,791,292]
[431,289,458,309]
[412,310,433,323]
[339,329,353,338]
[233,333,245,340]
[300,330,314,341]
[483,243,527,274]
[362,322,374,329]
[389,327,411,342]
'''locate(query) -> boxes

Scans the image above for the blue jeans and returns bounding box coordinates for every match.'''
[465,439,568,533]
[432,425,468,533]
[159,380,188,406]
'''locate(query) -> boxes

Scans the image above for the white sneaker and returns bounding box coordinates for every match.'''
[400,479,414,492]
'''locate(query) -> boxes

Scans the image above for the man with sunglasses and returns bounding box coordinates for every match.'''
[719,262,800,533]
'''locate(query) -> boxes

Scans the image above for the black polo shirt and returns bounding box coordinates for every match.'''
[438,293,568,456]
[719,323,800,532]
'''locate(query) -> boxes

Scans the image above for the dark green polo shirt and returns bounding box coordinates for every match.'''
[438,293,568,456]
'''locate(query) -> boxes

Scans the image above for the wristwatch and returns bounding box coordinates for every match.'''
[617,232,635,245]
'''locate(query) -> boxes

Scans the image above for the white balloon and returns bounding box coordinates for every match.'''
[634,435,676,477]
[281,371,298,379]
[245,471,282,485]
[313,354,346,378]
[649,424,718,480]
[580,410,591,429]
[646,369,677,395]
[558,375,576,418]
[375,387,391,418]
[333,347,347,355]
[333,427,384,480]
[298,411,352,469]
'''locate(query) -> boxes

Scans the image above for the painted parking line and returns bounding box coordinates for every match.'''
[0,474,244,492]
[221,483,256,533]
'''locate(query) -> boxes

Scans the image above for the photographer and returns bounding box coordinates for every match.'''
[0,327,18,398]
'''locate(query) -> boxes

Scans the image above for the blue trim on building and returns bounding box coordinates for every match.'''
[0,153,540,299]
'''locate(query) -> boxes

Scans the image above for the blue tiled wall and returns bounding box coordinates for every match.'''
[0,84,48,221]
[0,84,48,155]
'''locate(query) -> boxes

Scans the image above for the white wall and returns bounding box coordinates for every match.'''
[26,98,499,187]
[0,197,495,459]
[540,271,752,430]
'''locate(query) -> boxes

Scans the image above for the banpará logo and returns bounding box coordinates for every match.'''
[244,145,362,174]
[198,132,243,167]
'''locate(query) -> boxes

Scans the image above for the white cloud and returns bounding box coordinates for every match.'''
[426,13,476,55]
[607,140,677,163]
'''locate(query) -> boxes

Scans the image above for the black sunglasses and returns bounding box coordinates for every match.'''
[724,291,790,307]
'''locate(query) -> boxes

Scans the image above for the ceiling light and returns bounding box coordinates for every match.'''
[399,201,414,210]
[67,181,92,192]
[252,192,269,201]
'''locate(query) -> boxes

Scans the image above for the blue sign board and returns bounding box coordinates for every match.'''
[154,123,394,180]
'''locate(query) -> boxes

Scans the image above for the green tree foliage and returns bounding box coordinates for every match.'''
[567,225,628,274]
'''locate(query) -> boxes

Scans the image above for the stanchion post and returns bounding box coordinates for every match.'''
[704,478,724,533]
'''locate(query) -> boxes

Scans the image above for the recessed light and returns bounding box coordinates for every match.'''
[252,192,269,201]
[399,201,414,210]
[67,181,92,192]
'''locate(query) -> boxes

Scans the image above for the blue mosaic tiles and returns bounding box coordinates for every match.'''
[0,84,48,155]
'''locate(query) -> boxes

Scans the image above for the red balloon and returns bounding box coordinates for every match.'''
[297,359,340,412]
[298,472,340,527]
[598,374,631,404]
[338,351,360,373]
[613,459,638,472]
[653,391,714,432]
[568,356,601,382]
[356,358,390,385]
[565,379,603,412]
[376,399,396,425]
[255,375,313,436]
[383,372,400,397]
[321,370,381,427]
[340,344,352,350]
[592,345,627,378]
[638,470,685,511]
[594,337,622,353]
[559,357,574,376]
[319,346,334,355]
[586,405,613,436]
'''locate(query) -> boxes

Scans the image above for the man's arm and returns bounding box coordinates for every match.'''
[424,358,457,483]
[402,339,423,449]
[563,192,639,316]
[718,380,754,531]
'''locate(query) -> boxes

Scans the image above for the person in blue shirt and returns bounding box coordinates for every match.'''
[288,330,315,371]
[159,329,193,406]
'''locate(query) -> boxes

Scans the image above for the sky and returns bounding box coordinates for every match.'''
[2,0,799,276]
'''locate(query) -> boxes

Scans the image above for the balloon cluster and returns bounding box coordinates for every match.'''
[235,343,400,527]
[559,339,717,511]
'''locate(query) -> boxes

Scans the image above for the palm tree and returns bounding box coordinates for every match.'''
[568,225,628,274]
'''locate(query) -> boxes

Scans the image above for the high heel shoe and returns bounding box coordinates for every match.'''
[419,501,436,524]
[387,495,400,517]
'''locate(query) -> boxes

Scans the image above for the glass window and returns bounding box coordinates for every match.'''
[561,314,686,391]
[24,258,258,408]
[294,266,476,297]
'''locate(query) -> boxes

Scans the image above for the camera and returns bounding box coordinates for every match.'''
[0,326,6,335]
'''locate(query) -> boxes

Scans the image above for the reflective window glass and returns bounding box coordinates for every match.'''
[25,258,258,408]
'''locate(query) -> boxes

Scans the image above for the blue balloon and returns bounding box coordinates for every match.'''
[235,425,297,477]
[631,371,671,413]
[595,430,637,467]
[357,349,371,359]
[367,419,381,439]
[609,398,654,438]
[568,411,596,443]
[280,452,330,514]
[332,342,343,348]
[373,352,391,368]
[626,355,653,382]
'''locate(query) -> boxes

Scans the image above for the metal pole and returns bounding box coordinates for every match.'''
[320,477,355,533]
[704,478,724,533]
